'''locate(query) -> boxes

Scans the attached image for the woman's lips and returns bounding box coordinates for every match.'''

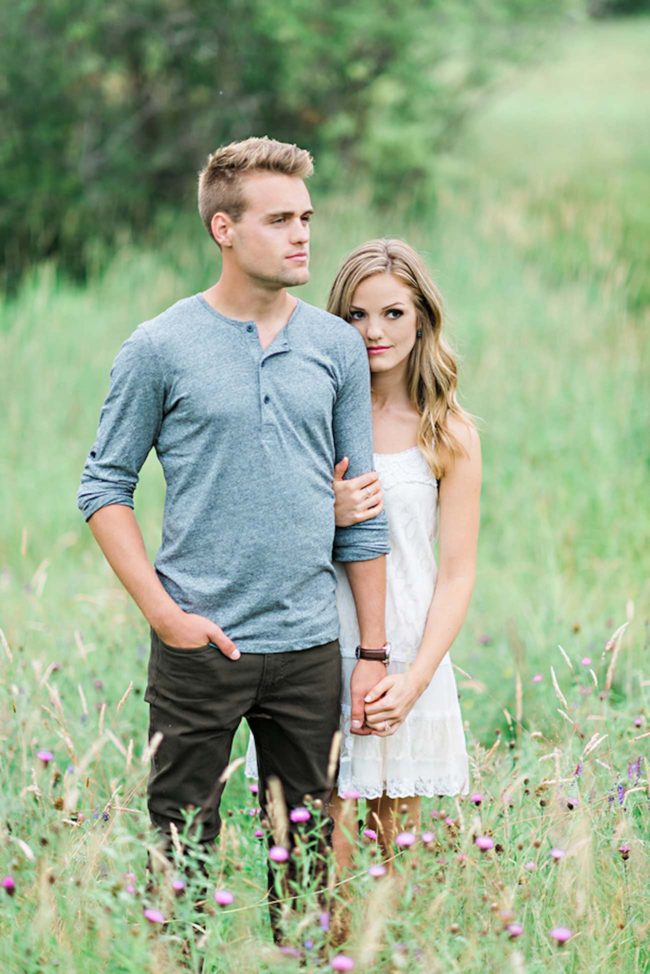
[367,346,391,355]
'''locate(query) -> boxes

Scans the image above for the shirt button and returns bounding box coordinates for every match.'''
[263,395,270,404]
[246,324,254,333]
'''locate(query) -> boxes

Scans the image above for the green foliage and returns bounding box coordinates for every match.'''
[0,0,567,286]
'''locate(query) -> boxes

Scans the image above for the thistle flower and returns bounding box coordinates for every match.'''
[171,878,186,895]
[475,836,494,851]
[143,908,165,924]
[524,861,537,871]
[550,927,573,945]
[320,912,330,931]
[506,923,523,939]
[269,846,289,863]
[214,889,234,906]
[249,783,259,795]
[581,657,592,666]
[290,807,311,824]
[331,955,355,971]
[633,716,643,728]
[421,831,434,844]
[368,864,387,878]
[532,674,543,684]
[363,828,378,840]
[396,831,416,848]
[618,844,630,861]
[550,848,565,862]
[36,749,54,766]
[254,828,264,838]
[1,876,16,896]
[470,792,483,806]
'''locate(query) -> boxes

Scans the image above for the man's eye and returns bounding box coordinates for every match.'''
[272,217,286,224]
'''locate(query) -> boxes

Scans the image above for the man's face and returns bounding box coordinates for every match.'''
[225,172,313,289]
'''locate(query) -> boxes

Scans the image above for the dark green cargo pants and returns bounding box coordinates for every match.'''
[145,630,342,843]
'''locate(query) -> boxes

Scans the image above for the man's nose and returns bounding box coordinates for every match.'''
[290,218,309,244]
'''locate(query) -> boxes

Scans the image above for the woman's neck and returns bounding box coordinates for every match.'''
[371,364,412,412]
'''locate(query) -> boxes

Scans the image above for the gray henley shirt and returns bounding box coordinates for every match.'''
[77,295,389,654]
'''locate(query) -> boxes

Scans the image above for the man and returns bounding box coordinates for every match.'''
[77,136,390,862]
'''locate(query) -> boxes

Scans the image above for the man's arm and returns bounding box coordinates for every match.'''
[332,329,391,734]
[88,505,238,656]
[78,327,238,659]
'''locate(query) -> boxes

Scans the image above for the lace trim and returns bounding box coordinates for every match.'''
[373,448,437,491]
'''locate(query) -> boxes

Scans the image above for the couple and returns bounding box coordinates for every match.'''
[77,136,480,882]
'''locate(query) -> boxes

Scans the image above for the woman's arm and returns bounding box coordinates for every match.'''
[364,419,481,733]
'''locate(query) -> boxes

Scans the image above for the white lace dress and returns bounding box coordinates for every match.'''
[245,447,470,799]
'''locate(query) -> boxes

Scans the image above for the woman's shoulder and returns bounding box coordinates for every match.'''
[438,413,481,478]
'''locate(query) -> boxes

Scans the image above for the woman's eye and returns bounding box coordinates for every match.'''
[348,310,364,321]
[386,309,403,319]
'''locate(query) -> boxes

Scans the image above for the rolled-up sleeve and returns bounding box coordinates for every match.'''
[77,326,164,521]
[332,331,390,562]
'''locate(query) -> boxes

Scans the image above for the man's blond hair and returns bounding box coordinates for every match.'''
[198,136,313,240]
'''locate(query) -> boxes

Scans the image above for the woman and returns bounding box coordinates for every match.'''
[248,238,481,863]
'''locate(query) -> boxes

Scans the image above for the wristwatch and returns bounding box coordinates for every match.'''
[355,642,391,665]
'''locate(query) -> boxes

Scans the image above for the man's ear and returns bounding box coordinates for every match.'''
[211,211,234,248]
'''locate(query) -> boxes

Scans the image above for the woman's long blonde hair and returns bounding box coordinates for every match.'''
[327,238,473,480]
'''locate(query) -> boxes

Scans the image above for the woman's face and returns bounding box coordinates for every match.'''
[348,272,419,376]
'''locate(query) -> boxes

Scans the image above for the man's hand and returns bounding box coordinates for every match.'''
[363,672,424,735]
[155,609,240,660]
[349,660,388,734]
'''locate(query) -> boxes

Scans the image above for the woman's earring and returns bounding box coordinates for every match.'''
[416,329,423,338]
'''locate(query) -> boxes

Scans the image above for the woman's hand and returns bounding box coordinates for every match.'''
[333,456,383,527]
[363,671,426,736]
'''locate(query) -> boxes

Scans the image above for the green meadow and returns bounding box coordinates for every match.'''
[0,17,648,974]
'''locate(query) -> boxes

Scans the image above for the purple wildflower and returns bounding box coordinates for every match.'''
[1,876,16,896]
[475,836,494,852]
[249,782,259,795]
[574,762,584,777]
[618,844,630,861]
[363,828,378,841]
[633,716,643,728]
[368,864,387,878]
[581,657,592,667]
[143,908,165,924]
[627,757,641,783]
[254,828,264,838]
[550,927,573,945]
[171,878,186,894]
[269,846,289,863]
[290,807,311,824]
[550,848,565,862]
[214,889,234,906]
[470,792,483,806]
[532,674,543,684]
[340,789,360,800]
[617,783,625,805]
[506,923,523,939]
[331,955,355,971]
[524,861,537,871]
[36,749,54,766]
[421,831,434,844]
[396,831,416,848]
[319,911,330,931]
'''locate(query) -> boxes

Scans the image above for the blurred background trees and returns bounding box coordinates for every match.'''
[1,0,574,287]
[3,0,647,288]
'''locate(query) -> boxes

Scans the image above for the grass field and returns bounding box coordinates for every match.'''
[0,16,648,974]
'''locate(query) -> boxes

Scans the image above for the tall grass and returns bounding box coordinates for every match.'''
[0,17,648,974]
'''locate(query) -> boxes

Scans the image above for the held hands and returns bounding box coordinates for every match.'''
[362,672,424,736]
[333,457,383,526]
[155,609,240,660]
